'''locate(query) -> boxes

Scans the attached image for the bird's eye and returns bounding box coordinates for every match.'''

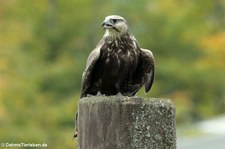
[110,19,118,23]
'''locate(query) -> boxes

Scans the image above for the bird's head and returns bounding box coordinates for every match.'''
[102,15,128,38]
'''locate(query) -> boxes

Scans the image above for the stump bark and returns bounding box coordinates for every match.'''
[78,96,176,149]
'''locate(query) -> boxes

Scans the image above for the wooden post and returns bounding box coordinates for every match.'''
[78,96,176,149]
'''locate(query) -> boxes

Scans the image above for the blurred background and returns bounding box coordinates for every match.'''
[0,0,224,148]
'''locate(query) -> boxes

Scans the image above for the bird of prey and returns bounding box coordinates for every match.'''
[81,15,155,98]
[74,15,155,138]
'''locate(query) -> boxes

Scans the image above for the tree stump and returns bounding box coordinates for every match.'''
[78,96,176,149]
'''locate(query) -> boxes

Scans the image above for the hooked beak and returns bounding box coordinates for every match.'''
[101,20,113,29]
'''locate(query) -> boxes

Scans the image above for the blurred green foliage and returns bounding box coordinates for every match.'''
[0,0,224,148]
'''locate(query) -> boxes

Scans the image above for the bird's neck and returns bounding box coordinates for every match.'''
[103,29,128,40]
[102,32,138,52]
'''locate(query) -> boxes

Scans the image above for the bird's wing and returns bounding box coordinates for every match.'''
[80,41,103,98]
[140,48,155,93]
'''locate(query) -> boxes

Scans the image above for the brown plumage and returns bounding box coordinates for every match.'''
[74,15,155,138]
[81,15,155,98]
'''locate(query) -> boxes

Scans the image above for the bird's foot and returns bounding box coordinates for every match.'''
[87,94,93,97]
[116,92,123,96]
[97,91,102,96]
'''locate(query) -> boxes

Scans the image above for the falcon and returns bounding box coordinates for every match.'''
[74,15,155,138]
[81,15,155,98]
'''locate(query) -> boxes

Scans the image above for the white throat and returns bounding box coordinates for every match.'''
[103,29,125,39]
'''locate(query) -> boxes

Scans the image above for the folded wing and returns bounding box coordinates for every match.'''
[80,42,102,98]
[140,48,155,93]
